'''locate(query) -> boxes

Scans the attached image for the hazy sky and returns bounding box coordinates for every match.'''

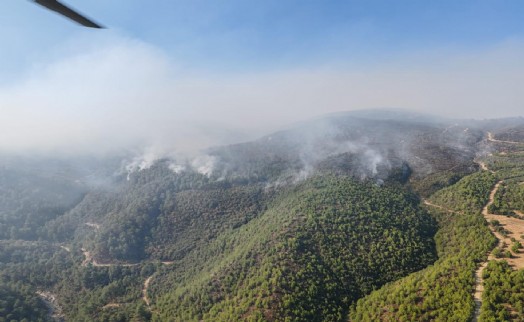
[1,0,524,154]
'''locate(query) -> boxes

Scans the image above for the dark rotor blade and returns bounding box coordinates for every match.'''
[34,0,104,28]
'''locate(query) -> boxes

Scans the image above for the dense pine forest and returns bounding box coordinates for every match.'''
[2,111,524,321]
[350,172,497,321]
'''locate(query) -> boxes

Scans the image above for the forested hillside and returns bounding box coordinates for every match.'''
[350,172,497,321]
[149,176,437,321]
[0,167,85,240]
[1,112,524,321]
[351,122,524,322]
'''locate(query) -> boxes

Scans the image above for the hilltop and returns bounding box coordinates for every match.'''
[1,110,524,321]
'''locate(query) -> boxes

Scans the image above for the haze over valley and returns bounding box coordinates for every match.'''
[3,1,524,321]
[2,110,524,321]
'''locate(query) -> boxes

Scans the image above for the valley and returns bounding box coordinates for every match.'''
[4,0,524,321]
[1,111,524,321]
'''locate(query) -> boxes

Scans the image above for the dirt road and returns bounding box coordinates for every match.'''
[423,199,461,214]
[142,275,153,307]
[81,248,140,267]
[472,181,502,321]
[487,132,523,145]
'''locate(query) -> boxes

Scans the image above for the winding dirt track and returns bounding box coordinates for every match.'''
[423,191,495,322]
[472,180,502,322]
[472,132,524,321]
[142,275,153,308]
[416,130,524,322]
[80,223,139,267]
[79,244,175,310]
[428,144,524,321]
[423,200,461,214]
[80,248,140,267]
[487,132,523,145]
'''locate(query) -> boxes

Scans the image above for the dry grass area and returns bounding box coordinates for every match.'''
[484,213,524,269]
[480,181,524,269]
[472,132,524,320]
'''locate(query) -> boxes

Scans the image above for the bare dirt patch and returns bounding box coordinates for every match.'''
[484,213,524,269]
[478,161,495,174]
[37,291,65,322]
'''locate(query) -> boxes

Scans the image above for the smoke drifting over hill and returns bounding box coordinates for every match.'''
[1,35,524,159]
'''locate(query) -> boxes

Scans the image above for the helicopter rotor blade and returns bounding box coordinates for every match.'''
[34,0,104,28]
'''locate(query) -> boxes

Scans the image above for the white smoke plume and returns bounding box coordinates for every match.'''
[2,36,524,159]
[190,155,217,177]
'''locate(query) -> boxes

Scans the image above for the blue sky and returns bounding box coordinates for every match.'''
[1,1,524,154]
[3,0,524,74]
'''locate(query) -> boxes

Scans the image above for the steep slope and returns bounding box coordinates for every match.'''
[350,123,524,322]
[46,113,483,265]
[350,171,497,321]
[207,114,482,190]
[0,166,86,240]
[149,176,437,321]
[2,112,524,321]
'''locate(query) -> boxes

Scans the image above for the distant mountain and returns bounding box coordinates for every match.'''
[323,108,451,123]
[206,111,483,191]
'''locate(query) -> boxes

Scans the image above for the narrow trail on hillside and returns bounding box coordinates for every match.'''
[472,180,502,322]
[471,131,524,320]
[423,200,461,214]
[79,234,175,312]
[428,145,510,322]
[487,132,523,145]
[81,222,140,267]
[81,248,140,267]
[423,192,491,322]
[142,275,153,308]
[141,262,175,309]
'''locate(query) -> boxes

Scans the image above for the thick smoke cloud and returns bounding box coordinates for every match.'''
[1,36,524,158]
